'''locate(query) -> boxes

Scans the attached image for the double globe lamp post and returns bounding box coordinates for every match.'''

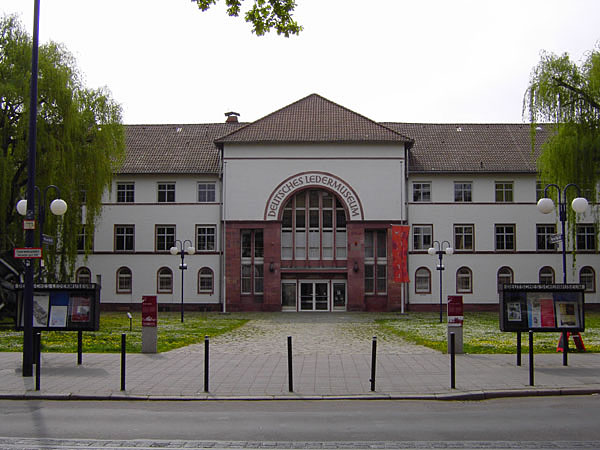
[170,240,195,323]
[428,240,454,323]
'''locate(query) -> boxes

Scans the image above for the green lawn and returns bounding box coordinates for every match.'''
[0,312,248,353]
[377,312,600,353]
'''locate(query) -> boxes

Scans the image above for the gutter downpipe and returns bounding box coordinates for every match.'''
[403,141,412,314]
[220,151,227,313]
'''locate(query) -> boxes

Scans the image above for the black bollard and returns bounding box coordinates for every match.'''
[204,336,209,393]
[450,332,456,389]
[287,336,293,393]
[35,332,41,391]
[121,333,126,391]
[77,330,83,365]
[516,331,521,366]
[562,331,568,366]
[529,331,534,386]
[370,336,377,392]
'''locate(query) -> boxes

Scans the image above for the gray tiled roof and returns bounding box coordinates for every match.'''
[383,123,551,174]
[120,123,245,174]
[215,94,413,144]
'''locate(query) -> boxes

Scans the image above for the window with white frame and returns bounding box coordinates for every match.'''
[539,266,555,284]
[197,182,216,202]
[454,224,474,251]
[196,225,216,252]
[241,229,264,295]
[198,268,214,293]
[495,182,513,202]
[576,224,596,251]
[280,190,347,261]
[77,225,93,253]
[116,267,132,293]
[157,183,175,203]
[155,225,176,252]
[579,266,595,292]
[456,267,472,293]
[365,230,387,294]
[536,224,557,251]
[454,182,472,202]
[415,267,431,294]
[157,267,173,293]
[116,182,134,203]
[413,225,432,250]
[75,267,91,284]
[536,180,545,201]
[497,266,513,293]
[412,182,431,202]
[115,225,134,252]
[495,224,515,251]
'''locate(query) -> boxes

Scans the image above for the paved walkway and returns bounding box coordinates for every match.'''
[1,313,599,400]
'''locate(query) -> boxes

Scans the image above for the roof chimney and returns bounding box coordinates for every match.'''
[225,111,240,123]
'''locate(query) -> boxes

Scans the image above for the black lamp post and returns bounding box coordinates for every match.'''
[428,240,454,323]
[537,183,588,366]
[170,239,195,323]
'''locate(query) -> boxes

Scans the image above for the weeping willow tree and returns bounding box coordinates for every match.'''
[0,14,125,280]
[525,45,600,203]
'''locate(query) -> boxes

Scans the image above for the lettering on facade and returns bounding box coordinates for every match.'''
[265,172,363,220]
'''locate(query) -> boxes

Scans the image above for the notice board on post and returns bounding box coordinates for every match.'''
[500,283,585,333]
[15,283,101,332]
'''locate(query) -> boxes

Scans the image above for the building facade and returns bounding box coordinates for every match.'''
[76,94,599,311]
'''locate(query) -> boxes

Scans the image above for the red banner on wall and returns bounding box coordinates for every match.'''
[391,225,410,283]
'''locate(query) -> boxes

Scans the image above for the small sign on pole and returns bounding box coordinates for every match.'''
[141,295,157,353]
[23,220,36,230]
[447,295,464,354]
[14,248,42,259]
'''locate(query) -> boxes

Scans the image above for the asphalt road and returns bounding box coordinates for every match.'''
[1,396,600,447]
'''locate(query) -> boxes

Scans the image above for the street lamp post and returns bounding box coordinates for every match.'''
[537,183,588,366]
[16,186,67,377]
[428,240,454,323]
[170,240,195,323]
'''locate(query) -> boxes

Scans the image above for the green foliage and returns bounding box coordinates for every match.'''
[524,46,600,218]
[378,312,600,353]
[0,15,125,278]
[193,0,302,37]
[0,312,248,353]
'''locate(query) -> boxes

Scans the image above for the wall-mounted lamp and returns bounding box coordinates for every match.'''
[269,262,275,272]
[353,261,359,273]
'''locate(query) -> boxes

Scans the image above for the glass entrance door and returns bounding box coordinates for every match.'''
[299,281,330,311]
[333,282,346,310]
[281,282,297,311]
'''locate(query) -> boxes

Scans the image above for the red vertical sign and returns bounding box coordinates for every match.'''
[141,295,157,327]
[447,295,464,326]
[391,225,410,283]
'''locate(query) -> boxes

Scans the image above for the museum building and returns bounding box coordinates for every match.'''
[77,94,600,311]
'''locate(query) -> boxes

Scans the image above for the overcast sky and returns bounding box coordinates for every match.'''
[3,0,600,125]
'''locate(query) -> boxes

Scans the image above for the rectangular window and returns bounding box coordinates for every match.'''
[77,225,93,253]
[157,183,175,203]
[536,181,545,201]
[196,225,216,251]
[454,225,474,251]
[495,224,515,251]
[365,230,387,294]
[155,225,176,252]
[577,224,596,251]
[412,182,431,202]
[536,224,557,251]
[495,182,513,202]
[413,225,432,250]
[116,183,134,203]
[241,229,264,295]
[115,225,135,252]
[197,182,216,202]
[454,182,472,202]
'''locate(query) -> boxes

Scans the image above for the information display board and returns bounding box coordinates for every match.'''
[500,283,584,333]
[15,283,101,331]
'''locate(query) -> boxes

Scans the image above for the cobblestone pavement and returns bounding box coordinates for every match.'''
[171,313,436,356]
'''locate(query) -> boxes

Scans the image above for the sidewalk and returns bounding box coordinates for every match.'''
[1,350,599,400]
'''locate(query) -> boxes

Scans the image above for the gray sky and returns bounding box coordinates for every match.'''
[3,0,600,125]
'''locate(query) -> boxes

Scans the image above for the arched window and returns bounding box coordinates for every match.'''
[157,267,173,294]
[281,189,347,261]
[198,267,214,294]
[456,267,472,293]
[539,266,555,284]
[497,266,513,293]
[75,267,91,284]
[116,267,132,293]
[415,267,431,294]
[580,266,596,293]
